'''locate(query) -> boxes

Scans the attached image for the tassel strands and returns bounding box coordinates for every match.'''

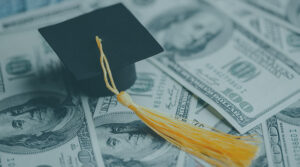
[95,36,259,167]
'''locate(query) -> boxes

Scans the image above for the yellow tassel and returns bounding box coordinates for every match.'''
[95,36,259,167]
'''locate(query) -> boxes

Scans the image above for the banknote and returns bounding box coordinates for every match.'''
[0,0,72,19]
[0,0,91,33]
[137,0,300,133]
[0,30,104,167]
[89,0,190,24]
[89,60,223,167]
[212,0,300,64]
[240,0,300,34]
[263,100,300,167]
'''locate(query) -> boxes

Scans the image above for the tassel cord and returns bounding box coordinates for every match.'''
[96,36,119,95]
[95,36,259,167]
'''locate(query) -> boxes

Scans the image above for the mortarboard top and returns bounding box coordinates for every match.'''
[39,3,163,96]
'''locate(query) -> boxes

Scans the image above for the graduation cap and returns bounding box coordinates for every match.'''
[39,3,163,96]
[39,3,259,166]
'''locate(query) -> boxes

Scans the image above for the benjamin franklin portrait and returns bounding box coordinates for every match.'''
[148,1,233,60]
[0,92,84,154]
[94,112,179,167]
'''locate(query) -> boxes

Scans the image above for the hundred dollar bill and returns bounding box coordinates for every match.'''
[89,0,190,23]
[240,0,300,34]
[0,30,104,167]
[0,0,72,19]
[213,0,300,64]
[139,0,300,133]
[88,60,222,167]
[0,0,91,33]
[263,100,300,167]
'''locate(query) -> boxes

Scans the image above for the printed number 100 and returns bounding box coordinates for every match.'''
[222,88,253,113]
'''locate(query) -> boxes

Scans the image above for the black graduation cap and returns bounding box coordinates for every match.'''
[39,3,163,96]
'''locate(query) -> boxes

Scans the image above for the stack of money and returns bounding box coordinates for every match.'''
[0,0,299,166]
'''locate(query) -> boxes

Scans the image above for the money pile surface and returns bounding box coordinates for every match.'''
[0,0,299,166]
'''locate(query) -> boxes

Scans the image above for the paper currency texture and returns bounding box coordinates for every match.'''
[0,31,104,167]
